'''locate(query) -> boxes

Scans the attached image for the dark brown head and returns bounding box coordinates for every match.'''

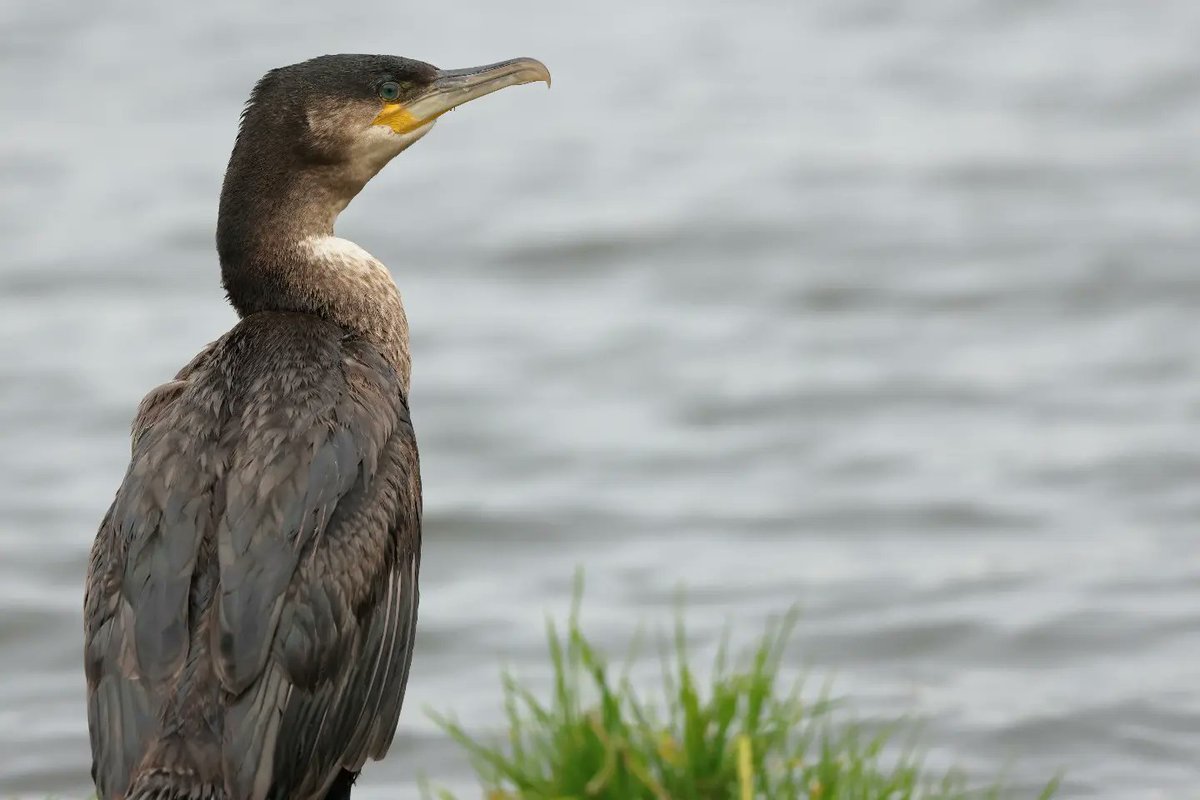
[216,54,550,296]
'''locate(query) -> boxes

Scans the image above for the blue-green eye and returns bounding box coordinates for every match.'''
[379,81,402,101]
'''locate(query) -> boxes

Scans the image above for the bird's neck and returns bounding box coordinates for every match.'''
[216,165,411,392]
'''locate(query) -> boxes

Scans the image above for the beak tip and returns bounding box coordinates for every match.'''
[525,59,552,89]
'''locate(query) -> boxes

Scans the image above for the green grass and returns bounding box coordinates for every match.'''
[425,576,1060,800]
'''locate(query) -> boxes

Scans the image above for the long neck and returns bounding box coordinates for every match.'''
[216,141,411,390]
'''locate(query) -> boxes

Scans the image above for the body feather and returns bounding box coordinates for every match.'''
[85,312,421,800]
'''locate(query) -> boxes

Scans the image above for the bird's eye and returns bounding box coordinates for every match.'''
[379,81,402,102]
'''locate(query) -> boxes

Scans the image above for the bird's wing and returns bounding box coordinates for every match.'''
[212,331,422,800]
[86,499,157,800]
[86,318,421,800]
[85,349,223,799]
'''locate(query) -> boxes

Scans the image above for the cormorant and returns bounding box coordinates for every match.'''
[83,54,550,800]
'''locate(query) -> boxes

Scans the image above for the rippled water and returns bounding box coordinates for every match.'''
[2,0,1199,797]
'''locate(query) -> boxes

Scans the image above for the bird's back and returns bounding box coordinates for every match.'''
[85,312,422,800]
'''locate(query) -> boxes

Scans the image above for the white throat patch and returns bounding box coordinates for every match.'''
[352,121,436,171]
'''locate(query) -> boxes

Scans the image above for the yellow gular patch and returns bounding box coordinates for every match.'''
[372,103,426,134]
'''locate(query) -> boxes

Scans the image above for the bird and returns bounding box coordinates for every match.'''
[83,53,550,800]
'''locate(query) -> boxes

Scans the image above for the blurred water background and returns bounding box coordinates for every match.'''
[2,0,1199,797]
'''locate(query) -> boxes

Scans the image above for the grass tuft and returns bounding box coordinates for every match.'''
[426,573,1060,799]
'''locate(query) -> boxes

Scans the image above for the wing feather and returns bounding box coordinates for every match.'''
[224,411,421,800]
[86,350,224,799]
[213,328,420,800]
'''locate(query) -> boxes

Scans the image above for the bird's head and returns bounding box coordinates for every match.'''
[217,54,549,369]
[227,53,550,201]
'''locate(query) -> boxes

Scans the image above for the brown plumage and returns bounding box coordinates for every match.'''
[83,54,549,800]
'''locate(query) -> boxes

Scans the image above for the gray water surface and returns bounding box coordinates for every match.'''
[2,0,1199,797]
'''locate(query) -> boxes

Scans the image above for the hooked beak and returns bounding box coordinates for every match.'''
[373,57,551,134]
